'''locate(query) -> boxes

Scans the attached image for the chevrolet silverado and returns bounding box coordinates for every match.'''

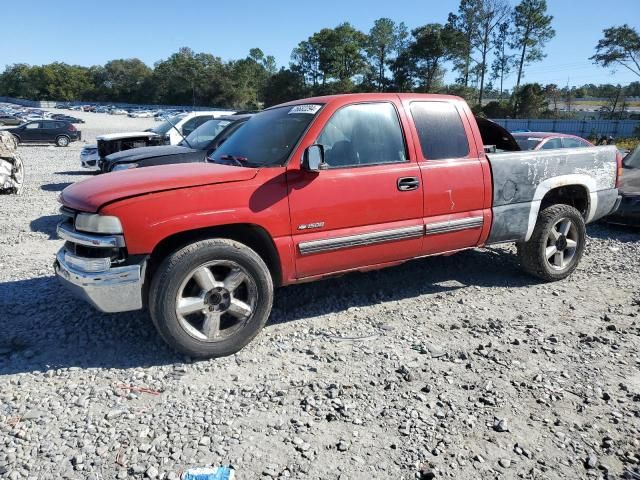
[54,94,622,358]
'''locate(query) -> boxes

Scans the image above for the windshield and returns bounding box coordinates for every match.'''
[150,114,185,136]
[181,119,231,150]
[514,136,543,150]
[624,146,640,169]
[210,104,322,167]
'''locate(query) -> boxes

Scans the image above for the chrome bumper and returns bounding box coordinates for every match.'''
[54,249,146,313]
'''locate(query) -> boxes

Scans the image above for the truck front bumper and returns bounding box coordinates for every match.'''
[54,249,146,313]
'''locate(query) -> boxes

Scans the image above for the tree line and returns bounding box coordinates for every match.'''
[1,0,638,119]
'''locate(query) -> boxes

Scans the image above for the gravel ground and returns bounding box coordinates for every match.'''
[1,110,639,480]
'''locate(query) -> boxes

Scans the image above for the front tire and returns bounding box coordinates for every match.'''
[149,239,274,358]
[518,204,586,281]
[56,135,70,147]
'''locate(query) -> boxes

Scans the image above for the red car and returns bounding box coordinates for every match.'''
[54,93,621,358]
[512,132,593,151]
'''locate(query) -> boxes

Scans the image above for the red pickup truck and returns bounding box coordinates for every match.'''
[55,93,621,358]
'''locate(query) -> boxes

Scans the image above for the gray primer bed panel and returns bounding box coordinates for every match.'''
[486,145,618,244]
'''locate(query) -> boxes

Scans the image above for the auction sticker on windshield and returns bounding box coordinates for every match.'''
[289,104,321,115]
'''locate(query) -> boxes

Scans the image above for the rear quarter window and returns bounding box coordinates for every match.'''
[410,102,469,160]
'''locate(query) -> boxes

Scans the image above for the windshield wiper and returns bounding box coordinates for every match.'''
[218,154,256,167]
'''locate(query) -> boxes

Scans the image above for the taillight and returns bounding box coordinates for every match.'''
[615,151,623,188]
[68,124,76,132]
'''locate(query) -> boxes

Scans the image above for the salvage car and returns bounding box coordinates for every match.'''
[80,144,100,170]
[512,132,593,150]
[606,145,640,226]
[0,131,24,194]
[159,111,236,145]
[0,114,22,126]
[96,131,164,159]
[101,114,252,172]
[54,93,621,358]
[6,120,81,147]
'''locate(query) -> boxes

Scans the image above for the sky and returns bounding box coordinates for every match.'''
[4,0,639,89]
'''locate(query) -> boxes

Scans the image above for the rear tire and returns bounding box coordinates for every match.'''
[518,204,586,281]
[149,239,274,358]
[56,135,70,147]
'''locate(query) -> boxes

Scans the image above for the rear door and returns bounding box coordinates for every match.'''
[41,120,59,142]
[404,100,488,255]
[287,101,424,279]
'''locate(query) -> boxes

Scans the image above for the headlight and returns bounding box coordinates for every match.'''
[75,213,123,234]
[111,163,138,172]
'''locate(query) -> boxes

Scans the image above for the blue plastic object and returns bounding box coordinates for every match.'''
[182,466,235,480]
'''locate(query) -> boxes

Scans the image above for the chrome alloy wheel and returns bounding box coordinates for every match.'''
[545,217,579,270]
[175,260,257,342]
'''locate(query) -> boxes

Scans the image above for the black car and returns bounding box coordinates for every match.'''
[51,114,85,124]
[606,146,640,226]
[5,120,81,147]
[102,114,252,172]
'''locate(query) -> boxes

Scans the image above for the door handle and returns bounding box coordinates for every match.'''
[397,177,420,191]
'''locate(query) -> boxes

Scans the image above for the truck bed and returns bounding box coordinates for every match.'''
[486,145,619,244]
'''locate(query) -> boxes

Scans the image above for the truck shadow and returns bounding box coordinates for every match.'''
[41,182,72,192]
[30,214,63,239]
[587,222,640,243]
[0,246,534,376]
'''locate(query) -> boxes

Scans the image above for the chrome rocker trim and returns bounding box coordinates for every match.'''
[57,222,125,248]
[425,217,484,235]
[54,249,145,313]
[299,225,424,256]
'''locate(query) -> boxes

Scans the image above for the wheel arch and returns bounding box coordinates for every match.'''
[147,223,283,289]
[524,175,597,241]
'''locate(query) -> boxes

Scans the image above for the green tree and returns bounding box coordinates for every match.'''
[510,0,555,95]
[263,68,307,107]
[472,0,510,105]
[365,18,408,91]
[447,0,481,87]
[590,25,640,78]
[406,24,462,92]
[291,39,322,87]
[153,47,226,106]
[513,83,548,117]
[491,21,515,99]
[93,58,153,103]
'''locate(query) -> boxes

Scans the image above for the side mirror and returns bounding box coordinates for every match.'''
[301,144,327,172]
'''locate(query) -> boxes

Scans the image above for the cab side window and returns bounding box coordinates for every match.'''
[410,102,469,160]
[316,103,406,168]
[541,138,563,150]
[562,137,589,148]
[25,122,41,129]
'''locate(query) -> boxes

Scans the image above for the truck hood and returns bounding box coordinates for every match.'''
[60,163,259,212]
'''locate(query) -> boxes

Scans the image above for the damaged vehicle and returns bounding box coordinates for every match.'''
[101,115,252,172]
[54,93,621,359]
[93,111,236,163]
[606,145,640,226]
[0,131,24,194]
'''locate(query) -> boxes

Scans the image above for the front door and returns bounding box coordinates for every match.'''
[21,122,43,142]
[287,101,424,279]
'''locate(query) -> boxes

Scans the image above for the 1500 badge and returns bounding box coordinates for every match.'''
[297,222,325,230]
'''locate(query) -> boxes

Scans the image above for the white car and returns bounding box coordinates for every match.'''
[110,109,128,115]
[128,110,155,118]
[80,144,100,169]
[157,110,236,145]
